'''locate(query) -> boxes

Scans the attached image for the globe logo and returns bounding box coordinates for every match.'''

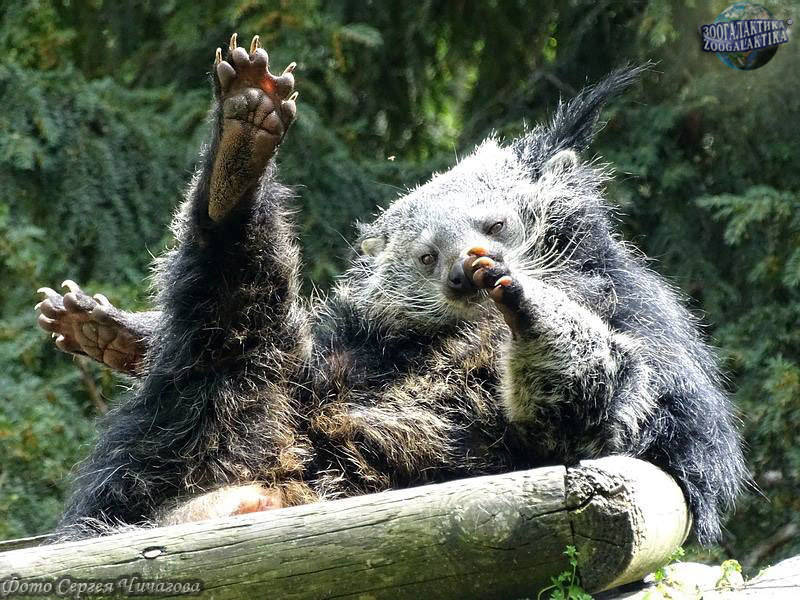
[700,2,792,70]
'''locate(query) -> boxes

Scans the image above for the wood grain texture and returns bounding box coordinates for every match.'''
[0,457,689,599]
[569,456,691,592]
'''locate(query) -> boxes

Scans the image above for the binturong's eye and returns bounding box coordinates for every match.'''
[486,221,505,236]
[419,253,437,266]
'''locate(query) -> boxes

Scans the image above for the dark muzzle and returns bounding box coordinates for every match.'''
[447,260,475,292]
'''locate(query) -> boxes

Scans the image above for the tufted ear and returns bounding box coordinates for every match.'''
[513,63,652,177]
[355,221,387,257]
[543,148,579,175]
[359,236,385,257]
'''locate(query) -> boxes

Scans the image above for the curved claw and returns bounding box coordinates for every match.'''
[472,257,495,270]
[288,91,298,102]
[54,335,69,351]
[229,32,238,52]
[215,47,222,65]
[37,286,59,297]
[250,35,261,54]
[93,293,111,306]
[467,246,489,258]
[283,61,297,74]
[62,279,81,294]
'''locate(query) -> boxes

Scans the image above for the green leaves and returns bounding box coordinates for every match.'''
[0,58,199,538]
[537,546,593,600]
[697,186,799,246]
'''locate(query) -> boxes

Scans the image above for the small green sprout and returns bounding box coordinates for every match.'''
[537,545,593,600]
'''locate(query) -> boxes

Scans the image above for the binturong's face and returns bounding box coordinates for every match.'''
[346,65,645,333]
[351,138,606,333]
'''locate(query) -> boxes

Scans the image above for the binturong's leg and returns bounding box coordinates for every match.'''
[57,34,315,539]
[462,248,745,545]
[208,33,297,222]
[463,248,656,458]
[35,281,157,375]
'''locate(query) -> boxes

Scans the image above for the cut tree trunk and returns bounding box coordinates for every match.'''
[0,456,690,599]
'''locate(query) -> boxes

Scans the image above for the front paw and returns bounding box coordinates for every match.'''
[36,281,143,374]
[464,247,527,335]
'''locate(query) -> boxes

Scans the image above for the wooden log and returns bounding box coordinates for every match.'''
[569,456,691,591]
[0,456,689,599]
[0,535,51,553]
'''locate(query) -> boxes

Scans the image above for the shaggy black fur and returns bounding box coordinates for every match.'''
[44,52,746,545]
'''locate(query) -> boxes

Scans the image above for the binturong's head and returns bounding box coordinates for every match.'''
[349,65,650,333]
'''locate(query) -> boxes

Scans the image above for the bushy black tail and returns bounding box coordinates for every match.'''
[513,63,654,174]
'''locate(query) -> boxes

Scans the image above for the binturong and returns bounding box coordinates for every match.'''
[36,39,746,548]
[348,64,748,544]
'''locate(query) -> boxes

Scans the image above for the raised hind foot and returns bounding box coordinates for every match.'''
[209,34,298,221]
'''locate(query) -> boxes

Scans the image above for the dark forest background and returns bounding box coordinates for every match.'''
[1,0,798,569]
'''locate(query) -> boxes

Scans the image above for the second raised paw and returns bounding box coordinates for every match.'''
[463,247,527,335]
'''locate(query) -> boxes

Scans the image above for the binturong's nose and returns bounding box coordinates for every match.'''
[447,260,475,292]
